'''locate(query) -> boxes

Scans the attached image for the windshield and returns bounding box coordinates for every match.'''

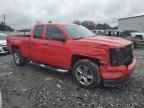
[0,35,6,40]
[65,25,95,40]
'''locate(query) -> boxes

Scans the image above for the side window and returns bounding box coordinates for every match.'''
[46,26,65,40]
[34,26,44,39]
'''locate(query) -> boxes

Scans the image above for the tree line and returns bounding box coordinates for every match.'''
[73,20,118,30]
[0,22,14,31]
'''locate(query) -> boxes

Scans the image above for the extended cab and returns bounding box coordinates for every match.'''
[7,23,136,89]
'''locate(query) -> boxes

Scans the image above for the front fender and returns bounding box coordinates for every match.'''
[71,46,109,65]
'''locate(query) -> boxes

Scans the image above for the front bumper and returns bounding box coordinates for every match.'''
[0,46,8,54]
[100,58,136,86]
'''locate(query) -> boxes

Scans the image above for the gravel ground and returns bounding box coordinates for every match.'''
[0,49,144,108]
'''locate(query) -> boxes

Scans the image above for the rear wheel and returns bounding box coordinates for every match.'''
[72,59,101,89]
[13,48,26,66]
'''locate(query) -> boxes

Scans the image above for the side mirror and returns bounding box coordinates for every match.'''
[52,34,66,42]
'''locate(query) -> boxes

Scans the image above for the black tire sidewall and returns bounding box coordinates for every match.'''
[72,59,101,89]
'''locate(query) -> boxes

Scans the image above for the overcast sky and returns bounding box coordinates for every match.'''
[0,0,144,29]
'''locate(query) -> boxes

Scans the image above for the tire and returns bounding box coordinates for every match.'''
[13,48,26,66]
[72,59,101,89]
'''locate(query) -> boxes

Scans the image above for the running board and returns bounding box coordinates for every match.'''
[29,61,69,73]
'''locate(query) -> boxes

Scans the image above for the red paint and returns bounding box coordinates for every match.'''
[7,23,136,80]
[100,58,136,80]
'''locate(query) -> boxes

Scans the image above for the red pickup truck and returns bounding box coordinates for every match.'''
[7,23,136,89]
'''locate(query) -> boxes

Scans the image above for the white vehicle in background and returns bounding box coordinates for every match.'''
[0,33,8,54]
[130,32,144,48]
[131,32,144,40]
[91,30,105,35]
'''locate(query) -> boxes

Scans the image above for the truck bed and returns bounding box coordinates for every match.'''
[7,36,30,58]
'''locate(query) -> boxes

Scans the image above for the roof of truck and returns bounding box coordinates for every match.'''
[35,22,76,26]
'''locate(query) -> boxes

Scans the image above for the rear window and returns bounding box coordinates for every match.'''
[34,26,44,39]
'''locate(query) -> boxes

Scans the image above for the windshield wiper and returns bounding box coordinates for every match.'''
[74,37,84,40]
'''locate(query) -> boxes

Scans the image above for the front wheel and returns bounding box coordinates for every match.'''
[13,48,26,66]
[72,59,101,89]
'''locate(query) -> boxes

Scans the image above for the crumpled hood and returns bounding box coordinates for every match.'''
[77,36,132,48]
[0,40,7,45]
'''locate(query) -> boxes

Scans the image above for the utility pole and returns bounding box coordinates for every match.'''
[3,14,6,31]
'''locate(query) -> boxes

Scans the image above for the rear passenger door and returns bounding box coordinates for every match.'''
[43,25,69,68]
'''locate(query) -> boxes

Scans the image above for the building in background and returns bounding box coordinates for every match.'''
[118,15,144,32]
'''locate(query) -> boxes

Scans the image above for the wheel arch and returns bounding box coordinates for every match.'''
[71,55,100,67]
[11,45,20,52]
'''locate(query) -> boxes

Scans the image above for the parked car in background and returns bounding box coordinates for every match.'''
[130,32,144,48]
[104,30,121,37]
[0,33,8,54]
[120,30,139,38]
[131,32,144,40]
[91,30,105,35]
